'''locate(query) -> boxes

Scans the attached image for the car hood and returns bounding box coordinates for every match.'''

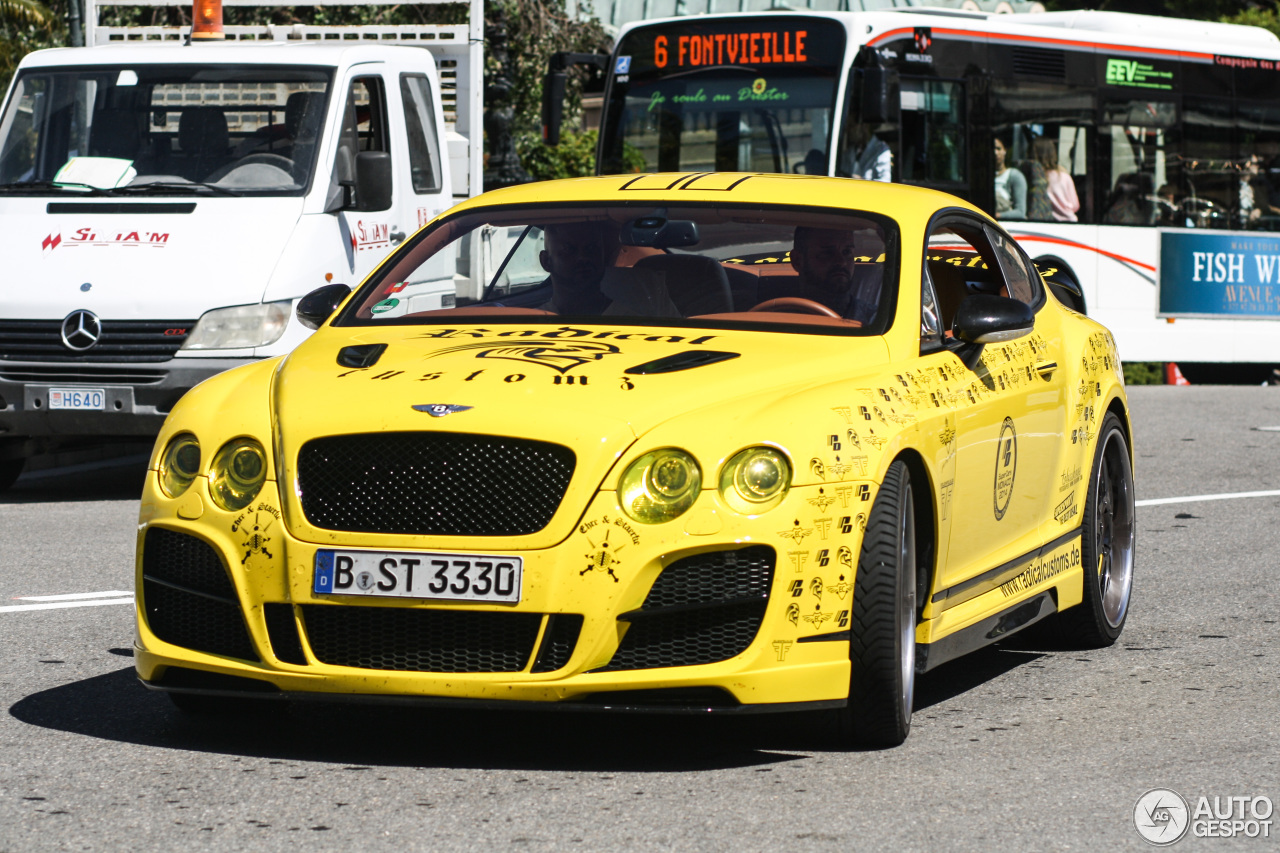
[273,321,891,548]
[3,197,303,319]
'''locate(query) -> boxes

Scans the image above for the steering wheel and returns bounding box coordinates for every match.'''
[749,297,841,318]
[208,153,295,183]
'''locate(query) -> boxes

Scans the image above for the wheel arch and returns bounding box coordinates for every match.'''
[1035,254,1086,314]
[893,448,937,613]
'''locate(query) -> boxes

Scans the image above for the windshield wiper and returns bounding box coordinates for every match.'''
[116,180,242,197]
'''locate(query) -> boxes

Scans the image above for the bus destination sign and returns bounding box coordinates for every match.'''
[617,17,846,77]
[653,29,812,69]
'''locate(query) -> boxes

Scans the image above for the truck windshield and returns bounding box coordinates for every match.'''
[598,17,846,176]
[0,64,332,195]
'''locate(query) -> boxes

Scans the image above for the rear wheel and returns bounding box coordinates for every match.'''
[840,459,918,747]
[1058,412,1135,647]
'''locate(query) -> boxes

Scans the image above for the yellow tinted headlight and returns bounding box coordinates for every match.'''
[719,447,791,514]
[619,449,702,524]
[209,438,267,511]
[158,433,201,498]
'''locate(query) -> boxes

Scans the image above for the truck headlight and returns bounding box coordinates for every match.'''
[719,447,791,514]
[158,433,201,498]
[181,301,291,350]
[618,448,701,524]
[209,438,268,511]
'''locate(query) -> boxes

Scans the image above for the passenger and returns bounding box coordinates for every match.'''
[1155,184,1193,227]
[1238,155,1280,227]
[537,221,676,316]
[1034,138,1079,222]
[789,226,881,324]
[994,137,1026,220]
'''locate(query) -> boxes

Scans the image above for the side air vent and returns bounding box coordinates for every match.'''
[1011,47,1066,80]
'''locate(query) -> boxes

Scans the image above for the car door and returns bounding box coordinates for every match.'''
[333,69,397,285]
[923,214,1070,596]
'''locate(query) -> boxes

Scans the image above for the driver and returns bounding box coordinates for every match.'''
[789,226,882,324]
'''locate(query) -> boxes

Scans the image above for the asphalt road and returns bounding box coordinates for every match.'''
[1,386,1278,852]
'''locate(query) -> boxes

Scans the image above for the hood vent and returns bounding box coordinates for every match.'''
[625,350,740,375]
[337,343,387,369]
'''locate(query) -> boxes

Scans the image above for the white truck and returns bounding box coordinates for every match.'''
[0,0,483,488]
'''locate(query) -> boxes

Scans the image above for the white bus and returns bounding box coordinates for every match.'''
[580,9,1280,378]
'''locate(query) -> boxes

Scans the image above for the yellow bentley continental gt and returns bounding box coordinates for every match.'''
[134,173,1134,747]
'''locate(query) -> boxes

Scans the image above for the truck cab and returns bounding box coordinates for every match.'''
[0,1,482,487]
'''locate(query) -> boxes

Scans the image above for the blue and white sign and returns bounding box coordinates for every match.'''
[1160,230,1280,318]
[615,55,631,75]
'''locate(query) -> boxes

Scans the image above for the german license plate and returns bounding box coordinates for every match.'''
[313,548,522,603]
[49,387,105,410]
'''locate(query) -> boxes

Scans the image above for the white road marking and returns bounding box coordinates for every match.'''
[1137,489,1280,508]
[18,591,133,601]
[2,593,134,613]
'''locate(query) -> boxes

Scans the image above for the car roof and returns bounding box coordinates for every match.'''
[453,173,987,224]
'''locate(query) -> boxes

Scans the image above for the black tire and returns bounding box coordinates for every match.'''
[841,459,918,747]
[1058,412,1135,647]
[0,457,24,492]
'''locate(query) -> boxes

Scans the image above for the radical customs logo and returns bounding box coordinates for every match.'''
[993,417,1017,521]
[423,341,623,374]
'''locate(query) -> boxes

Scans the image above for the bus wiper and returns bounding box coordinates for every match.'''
[116,180,242,197]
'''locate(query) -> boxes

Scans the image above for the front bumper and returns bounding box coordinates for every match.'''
[0,356,253,440]
[135,473,873,711]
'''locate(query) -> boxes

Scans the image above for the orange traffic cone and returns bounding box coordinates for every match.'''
[1165,362,1190,385]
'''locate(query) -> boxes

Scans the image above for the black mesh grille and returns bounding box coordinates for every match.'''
[0,319,193,362]
[600,546,775,671]
[1012,46,1066,80]
[141,527,257,661]
[300,605,543,672]
[264,603,308,665]
[297,432,575,536]
[531,614,583,673]
[640,547,775,610]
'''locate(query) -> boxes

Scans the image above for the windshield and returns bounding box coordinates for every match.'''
[341,202,897,335]
[0,64,331,195]
[598,17,846,175]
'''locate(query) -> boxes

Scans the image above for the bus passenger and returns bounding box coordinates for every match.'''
[1034,138,1079,222]
[1238,155,1280,228]
[994,138,1026,220]
[789,226,881,324]
[841,121,892,182]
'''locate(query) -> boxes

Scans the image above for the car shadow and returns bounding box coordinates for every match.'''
[9,666,811,772]
[0,453,149,504]
[11,641,1050,766]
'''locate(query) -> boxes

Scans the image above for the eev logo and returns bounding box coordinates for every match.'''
[1106,58,1139,84]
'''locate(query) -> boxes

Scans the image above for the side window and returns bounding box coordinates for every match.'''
[400,74,442,194]
[921,265,943,352]
[985,226,1039,304]
[992,80,1093,223]
[925,219,1037,334]
[337,76,389,204]
[900,78,965,187]
[1098,98,1176,227]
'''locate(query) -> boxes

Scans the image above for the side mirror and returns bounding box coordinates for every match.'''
[297,283,352,330]
[542,70,568,146]
[354,150,392,212]
[859,66,900,125]
[950,295,1035,370]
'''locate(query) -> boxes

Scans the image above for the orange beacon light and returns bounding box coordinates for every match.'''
[190,0,225,40]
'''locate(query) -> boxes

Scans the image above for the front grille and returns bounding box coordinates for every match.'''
[0,319,193,362]
[297,432,576,536]
[264,602,308,665]
[141,527,257,661]
[0,365,168,383]
[600,545,775,672]
[301,605,543,672]
[531,614,583,673]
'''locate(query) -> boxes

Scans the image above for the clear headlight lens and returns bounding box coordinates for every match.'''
[209,438,268,511]
[181,301,291,350]
[158,433,201,498]
[618,448,702,524]
[719,447,791,514]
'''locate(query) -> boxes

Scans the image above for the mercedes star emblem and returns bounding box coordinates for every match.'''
[60,310,102,352]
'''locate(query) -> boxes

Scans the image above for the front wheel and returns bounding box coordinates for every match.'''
[0,457,24,492]
[1059,412,1135,647]
[840,459,918,747]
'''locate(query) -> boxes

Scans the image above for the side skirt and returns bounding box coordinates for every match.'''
[916,591,1057,673]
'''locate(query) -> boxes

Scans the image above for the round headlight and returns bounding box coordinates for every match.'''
[158,433,201,498]
[209,438,268,511]
[618,449,702,524]
[719,447,792,514]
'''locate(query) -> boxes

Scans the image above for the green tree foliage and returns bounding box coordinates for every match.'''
[0,0,59,90]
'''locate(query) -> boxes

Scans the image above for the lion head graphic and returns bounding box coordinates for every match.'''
[423,341,622,374]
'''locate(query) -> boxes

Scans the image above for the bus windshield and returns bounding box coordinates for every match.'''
[598,17,846,175]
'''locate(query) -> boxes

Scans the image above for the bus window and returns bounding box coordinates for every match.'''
[1232,101,1280,231]
[598,17,846,175]
[898,78,964,187]
[991,81,1093,223]
[1100,99,1175,227]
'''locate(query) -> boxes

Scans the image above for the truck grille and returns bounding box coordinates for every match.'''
[600,545,776,671]
[0,319,193,362]
[297,432,576,536]
[301,605,544,672]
